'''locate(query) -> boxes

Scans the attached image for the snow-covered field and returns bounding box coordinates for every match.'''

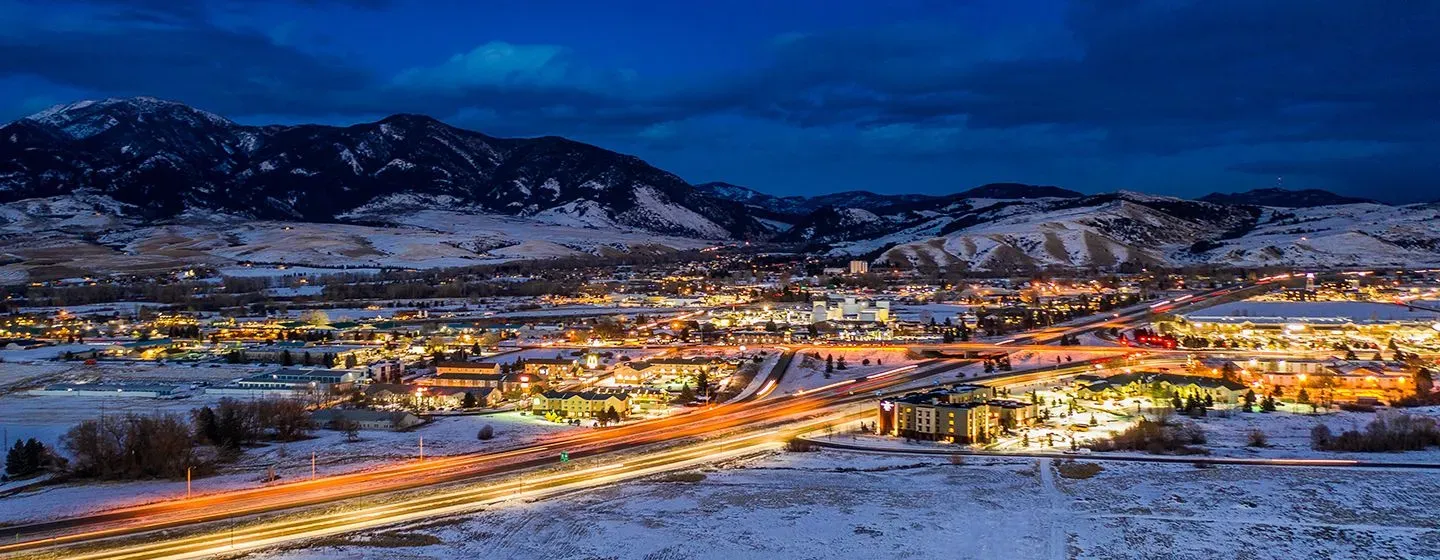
[1183,300,1440,324]
[777,348,920,394]
[249,449,1440,560]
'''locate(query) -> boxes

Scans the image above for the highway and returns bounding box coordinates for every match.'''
[0,281,1271,559]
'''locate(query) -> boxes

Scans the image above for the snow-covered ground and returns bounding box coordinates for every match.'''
[776,348,920,394]
[250,449,1440,560]
[1183,300,1440,324]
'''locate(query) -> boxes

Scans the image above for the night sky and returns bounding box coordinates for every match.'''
[1,0,1436,203]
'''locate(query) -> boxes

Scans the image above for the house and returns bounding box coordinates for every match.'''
[311,409,423,431]
[531,391,630,419]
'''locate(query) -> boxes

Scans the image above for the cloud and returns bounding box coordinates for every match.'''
[2,0,1437,201]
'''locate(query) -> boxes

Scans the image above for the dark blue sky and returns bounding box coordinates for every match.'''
[2,0,1436,202]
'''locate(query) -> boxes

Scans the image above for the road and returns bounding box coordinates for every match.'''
[0,281,1268,559]
[0,358,966,558]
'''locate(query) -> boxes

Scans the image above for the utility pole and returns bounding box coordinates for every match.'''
[419,436,424,461]
[186,466,192,499]
[311,451,316,480]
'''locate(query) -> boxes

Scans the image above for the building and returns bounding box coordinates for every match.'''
[206,368,365,398]
[613,357,733,385]
[364,383,502,408]
[522,358,580,379]
[1075,372,1249,403]
[532,391,630,419]
[417,371,541,395]
[244,342,381,367]
[1223,358,1415,403]
[812,297,891,324]
[434,361,500,376]
[30,382,185,398]
[848,260,870,275]
[878,385,1037,444]
[311,409,423,431]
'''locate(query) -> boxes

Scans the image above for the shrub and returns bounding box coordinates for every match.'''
[1056,461,1103,479]
[477,424,495,440]
[1246,429,1269,448]
[1313,412,1440,452]
[784,438,817,452]
[1090,415,1207,455]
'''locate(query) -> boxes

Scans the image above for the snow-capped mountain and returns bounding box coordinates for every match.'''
[0,97,762,240]
[4,97,1438,278]
[851,193,1440,271]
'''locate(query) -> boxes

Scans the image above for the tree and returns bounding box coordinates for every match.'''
[300,309,330,327]
[825,355,834,373]
[192,406,221,445]
[477,424,495,440]
[696,369,710,398]
[1415,368,1435,401]
[461,391,478,409]
[674,383,696,404]
[335,417,361,442]
[281,350,294,367]
[1296,387,1311,405]
[5,439,48,477]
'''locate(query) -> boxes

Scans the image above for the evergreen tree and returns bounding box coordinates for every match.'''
[281,350,294,366]
[461,392,478,408]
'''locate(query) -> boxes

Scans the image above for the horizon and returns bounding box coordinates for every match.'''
[1,1,1436,203]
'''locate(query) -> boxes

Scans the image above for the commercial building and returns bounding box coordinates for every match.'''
[311,409,423,431]
[849,260,870,275]
[878,385,1037,444]
[522,358,580,379]
[613,357,733,385]
[207,368,364,398]
[531,391,631,419]
[30,382,185,398]
[812,297,891,324]
[417,371,541,395]
[434,361,500,376]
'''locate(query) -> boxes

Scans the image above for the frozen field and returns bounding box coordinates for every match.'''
[250,450,1440,560]
[1183,300,1440,324]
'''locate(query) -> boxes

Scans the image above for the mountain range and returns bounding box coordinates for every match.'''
[2,97,1439,281]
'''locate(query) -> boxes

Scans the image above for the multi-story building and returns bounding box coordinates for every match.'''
[613,357,733,385]
[879,385,1037,444]
[812,297,891,324]
[522,358,580,379]
[417,371,542,395]
[849,260,870,275]
[531,391,631,419]
[434,361,500,376]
